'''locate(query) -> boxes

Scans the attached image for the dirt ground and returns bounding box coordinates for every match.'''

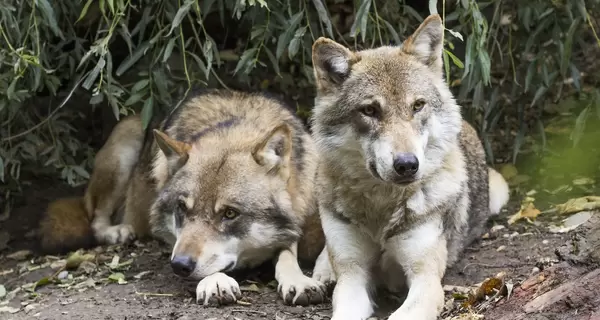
[0,177,594,320]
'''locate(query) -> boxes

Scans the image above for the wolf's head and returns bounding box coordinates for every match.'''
[311,15,462,185]
[149,124,302,280]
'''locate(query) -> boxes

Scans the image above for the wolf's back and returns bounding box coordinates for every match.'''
[459,120,509,243]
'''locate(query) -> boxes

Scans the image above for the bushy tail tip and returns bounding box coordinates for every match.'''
[38,197,96,255]
[488,168,510,215]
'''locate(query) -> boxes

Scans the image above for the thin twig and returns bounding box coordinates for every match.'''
[135,292,175,297]
[462,262,526,273]
[230,309,267,316]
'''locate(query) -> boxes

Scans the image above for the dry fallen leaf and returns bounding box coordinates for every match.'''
[240,283,260,292]
[66,250,96,269]
[448,313,484,320]
[0,269,12,277]
[554,196,600,215]
[548,211,594,233]
[24,303,38,314]
[572,177,595,186]
[0,306,20,314]
[463,272,506,308]
[133,271,153,280]
[508,197,541,225]
[108,255,120,269]
[108,272,127,285]
[6,250,31,261]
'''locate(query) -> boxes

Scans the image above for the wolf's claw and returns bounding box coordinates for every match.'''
[195,272,241,306]
[277,272,327,306]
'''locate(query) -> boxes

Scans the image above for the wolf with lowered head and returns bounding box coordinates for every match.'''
[309,14,510,320]
[39,89,328,307]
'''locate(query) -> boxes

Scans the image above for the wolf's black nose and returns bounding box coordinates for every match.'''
[170,255,196,277]
[393,152,419,178]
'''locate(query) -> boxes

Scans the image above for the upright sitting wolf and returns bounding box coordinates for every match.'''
[309,14,510,320]
[39,89,328,306]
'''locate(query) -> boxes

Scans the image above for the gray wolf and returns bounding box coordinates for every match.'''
[38,89,329,306]
[309,14,510,320]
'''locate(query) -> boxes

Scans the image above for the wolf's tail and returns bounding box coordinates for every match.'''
[488,168,510,215]
[38,197,95,254]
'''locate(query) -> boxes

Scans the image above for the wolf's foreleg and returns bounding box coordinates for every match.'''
[322,209,378,320]
[275,241,327,305]
[386,219,447,320]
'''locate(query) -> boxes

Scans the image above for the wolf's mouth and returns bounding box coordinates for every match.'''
[391,176,417,186]
[368,161,382,180]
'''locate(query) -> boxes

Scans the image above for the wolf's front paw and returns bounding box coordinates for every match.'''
[278,272,327,306]
[99,224,135,245]
[312,254,336,287]
[388,308,436,320]
[195,272,241,306]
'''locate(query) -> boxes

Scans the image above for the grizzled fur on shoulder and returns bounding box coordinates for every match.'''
[38,88,330,307]
[309,14,510,320]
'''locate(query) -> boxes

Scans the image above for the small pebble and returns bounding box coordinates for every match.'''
[542,239,549,245]
[58,271,69,280]
[24,303,38,313]
[497,245,506,252]
[510,231,519,238]
[490,225,506,233]
[503,233,510,238]
[531,267,540,274]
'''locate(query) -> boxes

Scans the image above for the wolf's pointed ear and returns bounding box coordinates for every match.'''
[153,129,192,172]
[401,14,444,75]
[312,37,359,92]
[252,124,292,178]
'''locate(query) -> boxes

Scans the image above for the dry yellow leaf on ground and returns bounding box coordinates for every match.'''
[554,196,600,215]
[508,197,541,225]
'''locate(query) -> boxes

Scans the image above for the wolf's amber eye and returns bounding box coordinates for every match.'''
[359,102,380,118]
[412,99,426,112]
[223,208,239,220]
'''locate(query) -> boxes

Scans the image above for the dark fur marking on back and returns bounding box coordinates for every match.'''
[189,117,241,142]
[288,119,307,173]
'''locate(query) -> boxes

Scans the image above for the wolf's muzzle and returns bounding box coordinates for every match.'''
[171,255,196,278]
[392,152,419,182]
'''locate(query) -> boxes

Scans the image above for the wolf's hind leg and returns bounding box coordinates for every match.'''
[88,115,143,245]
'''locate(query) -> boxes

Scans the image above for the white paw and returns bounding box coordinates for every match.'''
[195,272,241,306]
[331,282,373,320]
[312,257,336,285]
[98,224,135,245]
[312,247,337,285]
[388,308,437,320]
[277,270,327,305]
[388,287,444,320]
